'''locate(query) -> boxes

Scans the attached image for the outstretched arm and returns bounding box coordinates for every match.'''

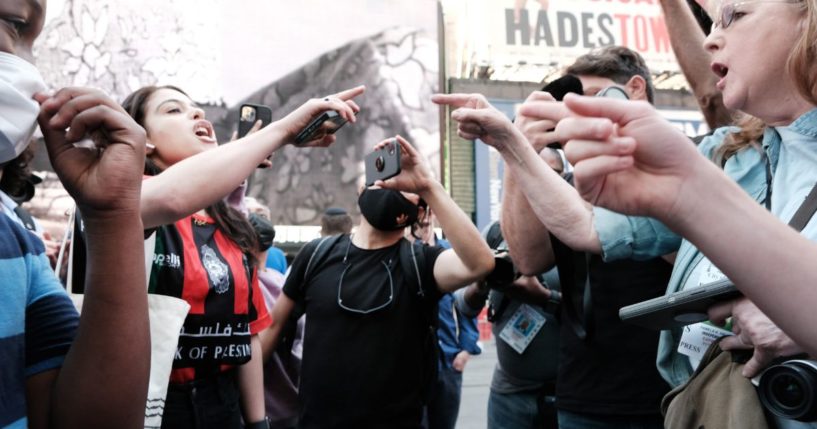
[557,94,817,357]
[141,86,365,228]
[433,93,602,274]
[373,136,495,292]
[37,88,150,428]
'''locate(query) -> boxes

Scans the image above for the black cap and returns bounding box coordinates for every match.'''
[324,207,347,216]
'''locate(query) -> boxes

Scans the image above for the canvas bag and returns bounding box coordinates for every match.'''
[661,337,770,429]
[60,209,190,429]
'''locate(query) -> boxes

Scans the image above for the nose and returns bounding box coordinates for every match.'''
[189,106,206,120]
[703,26,722,54]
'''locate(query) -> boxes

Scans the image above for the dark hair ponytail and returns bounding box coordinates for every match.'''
[122,85,259,266]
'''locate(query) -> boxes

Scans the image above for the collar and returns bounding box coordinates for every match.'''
[0,190,17,214]
[760,108,817,176]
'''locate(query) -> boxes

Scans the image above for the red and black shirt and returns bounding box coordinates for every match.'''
[149,213,271,383]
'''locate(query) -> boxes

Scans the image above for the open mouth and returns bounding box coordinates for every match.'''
[711,62,729,79]
[193,120,216,142]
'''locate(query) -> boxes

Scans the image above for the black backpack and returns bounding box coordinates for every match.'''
[293,234,440,402]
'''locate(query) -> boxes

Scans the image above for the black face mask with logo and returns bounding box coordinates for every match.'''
[358,188,419,231]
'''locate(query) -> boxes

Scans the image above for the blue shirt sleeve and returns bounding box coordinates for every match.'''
[25,251,79,377]
[594,207,682,262]
[456,308,481,356]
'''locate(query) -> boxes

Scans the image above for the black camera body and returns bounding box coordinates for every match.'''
[484,249,516,289]
[758,359,817,422]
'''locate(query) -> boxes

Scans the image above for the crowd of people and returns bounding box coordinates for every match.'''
[4,0,817,428]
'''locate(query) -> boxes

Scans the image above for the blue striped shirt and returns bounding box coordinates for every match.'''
[0,213,78,428]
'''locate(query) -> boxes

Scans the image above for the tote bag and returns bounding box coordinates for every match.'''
[60,209,190,429]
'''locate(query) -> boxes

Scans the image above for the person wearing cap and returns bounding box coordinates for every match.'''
[320,206,353,237]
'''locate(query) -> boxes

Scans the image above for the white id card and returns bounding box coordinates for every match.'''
[499,304,546,354]
[678,322,733,370]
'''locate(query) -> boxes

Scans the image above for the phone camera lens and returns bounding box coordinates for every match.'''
[241,106,256,121]
[375,156,385,172]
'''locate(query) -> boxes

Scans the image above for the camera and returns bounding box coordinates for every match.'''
[758,359,817,422]
[484,249,516,289]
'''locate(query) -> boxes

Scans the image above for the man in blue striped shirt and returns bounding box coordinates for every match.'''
[0,0,150,427]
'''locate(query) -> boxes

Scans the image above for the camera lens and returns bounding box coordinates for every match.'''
[375,156,385,172]
[759,360,817,422]
[772,374,805,409]
[241,106,256,121]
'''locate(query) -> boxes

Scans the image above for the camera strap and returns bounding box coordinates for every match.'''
[786,182,817,232]
[549,232,593,340]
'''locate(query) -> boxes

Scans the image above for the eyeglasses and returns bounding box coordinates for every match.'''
[336,238,394,314]
[713,0,799,30]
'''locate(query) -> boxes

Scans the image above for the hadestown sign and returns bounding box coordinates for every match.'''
[456,0,680,74]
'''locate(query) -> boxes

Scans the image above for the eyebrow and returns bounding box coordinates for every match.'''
[155,98,197,112]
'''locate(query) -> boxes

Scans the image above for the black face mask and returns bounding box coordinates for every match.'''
[358,188,419,231]
[248,213,276,250]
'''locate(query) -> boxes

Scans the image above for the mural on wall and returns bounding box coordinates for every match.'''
[28,0,440,230]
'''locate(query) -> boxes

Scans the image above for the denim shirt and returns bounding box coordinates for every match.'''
[593,108,817,387]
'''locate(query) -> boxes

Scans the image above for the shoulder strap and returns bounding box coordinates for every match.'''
[788,183,817,232]
[399,238,426,298]
[303,233,346,282]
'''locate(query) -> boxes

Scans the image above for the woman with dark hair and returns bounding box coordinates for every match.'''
[117,84,363,429]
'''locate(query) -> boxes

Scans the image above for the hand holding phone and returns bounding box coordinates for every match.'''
[238,104,273,139]
[237,104,274,168]
[294,110,353,145]
[365,139,401,186]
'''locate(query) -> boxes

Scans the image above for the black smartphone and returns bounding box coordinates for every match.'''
[238,104,273,138]
[618,278,741,330]
[294,110,352,145]
[364,140,401,186]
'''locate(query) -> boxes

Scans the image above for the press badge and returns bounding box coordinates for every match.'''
[678,322,733,369]
[499,304,546,354]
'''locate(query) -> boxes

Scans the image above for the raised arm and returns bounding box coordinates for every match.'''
[141,86,365,228]
[433,93,602,274]
[658,0,734,128]
[37,88,150,428]
[373,136,495,292]
[556,94,817,357]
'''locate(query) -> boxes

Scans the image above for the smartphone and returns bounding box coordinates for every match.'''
[364,140,401,186]
[618,278,741,330]
[238,104,273,138]
[294,110,352,145]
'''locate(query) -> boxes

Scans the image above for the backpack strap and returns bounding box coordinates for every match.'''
[303,233,346,283]
[400,238,426,298]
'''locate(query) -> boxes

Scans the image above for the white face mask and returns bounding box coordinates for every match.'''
[0,52,47,164]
